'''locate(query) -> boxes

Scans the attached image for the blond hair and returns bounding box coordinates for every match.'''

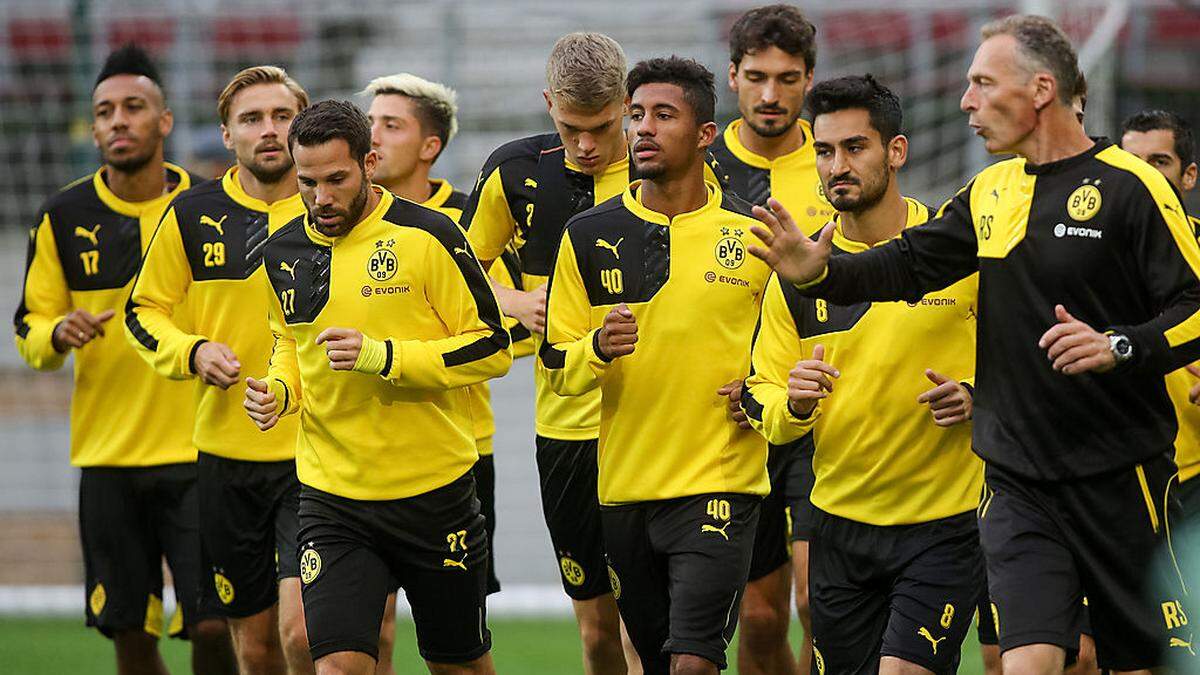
[545,32,627,111]
[363,73,459,143]
[217,65,308,124]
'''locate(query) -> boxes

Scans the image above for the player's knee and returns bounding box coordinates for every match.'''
[113,627,160,660]
[237,635,284,673]
[189,618,231,648]
[669,653,718,675]
[739,595,788,645]
[577,614,622,662]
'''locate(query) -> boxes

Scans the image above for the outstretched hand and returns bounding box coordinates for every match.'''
[747,197,835,286]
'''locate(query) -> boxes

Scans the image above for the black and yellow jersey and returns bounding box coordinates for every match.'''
[262,188,512,500]
[799,139,1200,480]
[1169,213,1200,483]
[541,180,770,504]
[13,164,198,467]
[462,132,630,441]
[743,197,982,525]
[710,118,834,236]
[125,166,305,462]
[422,178,533,456]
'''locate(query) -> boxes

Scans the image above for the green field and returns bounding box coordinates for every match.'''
[0,617,987,674]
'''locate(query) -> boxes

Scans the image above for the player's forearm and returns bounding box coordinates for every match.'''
[13,313,67,371]
[264,344,301,417]
[742,381,816,445]
[374,328,513,390]
[1118,290,1200,375]
[540,329,609,395]
[123,302,207,380]
[803,245,926,305]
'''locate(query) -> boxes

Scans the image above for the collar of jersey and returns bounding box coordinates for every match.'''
[1022,137,1108,175]
[304,186,391,246]
[421,178,455,210]
[831,196,926,253]
[564,154,631,178]
[222,165,304,215]
[623,179,721,226]
[723,118,813,170]
[93,162,189,217]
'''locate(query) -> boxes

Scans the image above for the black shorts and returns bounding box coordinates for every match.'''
[472,454,500,595]
[809,508,983,674]
[785,435,816,542]
[601,493,761,673]
[1178,475,1200,526]
[80,463,211,639]
[197,452,300,619]
[535,436,610,601]
[748,443,797,581]
[976,587,998,646]
[297,471,490,664]
[978,455,1190,671]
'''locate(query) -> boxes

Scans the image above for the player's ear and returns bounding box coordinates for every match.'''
[363,149,378,181]
[221,124,234,152]
[1032,73,1056,111]
[697,121,718,150]
[543,89,554,114]
[804,69,815,94]
[159,107,174,138]
[728,63,738,92]
[419,136,441,163]
[888,134,909,171]
[1183,162,1198,192]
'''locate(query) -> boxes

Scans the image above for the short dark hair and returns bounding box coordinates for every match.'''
[981,15,1080,105]
[94,43,162,90]
[288,100,372,164]
[1121,110,1196,168]
[729,4,817,72]
[805,75,903,142]
[626,56,716,124]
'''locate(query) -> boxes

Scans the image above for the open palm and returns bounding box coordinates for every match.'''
[747,197,835,286]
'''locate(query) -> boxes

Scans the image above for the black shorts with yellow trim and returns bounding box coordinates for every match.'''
[80,463,213,639]
[809,508,983,674]
[784,434,816,542]
[535,436,611,600]
[472,452,500,595]
[297,470,490,664]
[747,441,803,581]
[601,493,761,674]
[978,454,1190,671]
[197,452,301,619]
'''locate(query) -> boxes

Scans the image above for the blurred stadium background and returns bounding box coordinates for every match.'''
[0,0,1198,671]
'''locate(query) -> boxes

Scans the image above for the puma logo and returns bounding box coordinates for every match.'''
[279,260,298,281]
[700,522,730,541]
[74,225,100,247]
[524,178,538,188]
[917,627,946,654]
[453,246,470,257]
[595,237,624,259]
[201,214,228,236]
[442,554,468,571]
[1169,635,1195,656]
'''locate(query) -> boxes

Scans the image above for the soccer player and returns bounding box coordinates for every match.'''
[747,15,1200,674]
[12,44,234,675]
[709,7,827,673]
[742,73,984,675]
[1119,110,1200,520]
[125,66,312,674]
[461,32,637,674]
[363,72,533,675]
[542,56,771,675]
[243,100,511,675]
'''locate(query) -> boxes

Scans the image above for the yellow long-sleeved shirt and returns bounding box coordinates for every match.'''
[126,166,305,461]
[743,198,983,526]
[1170,214,1200,482]
[710,118,834,236]
[262,188,512,500]
[13,164,197,467]
[422,179,532,456]
[541,180,770,504]
[463,133,630,440]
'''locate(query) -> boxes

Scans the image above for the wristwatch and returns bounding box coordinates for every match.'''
[1108,333,1133,365]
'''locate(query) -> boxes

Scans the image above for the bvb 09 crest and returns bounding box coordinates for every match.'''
[367,248,398,282]
[715,236,746,270]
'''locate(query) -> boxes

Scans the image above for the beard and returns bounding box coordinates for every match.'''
[632,160,667,181]
[310,173,371,237]
[745,107,801,138]
[242,155,294,185]
[102,143,157,174]
[828,163,890,214]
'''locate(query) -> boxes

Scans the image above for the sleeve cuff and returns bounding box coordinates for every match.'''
[187,339,209,375]
[793,266,829,291]
[353,334,391,376]
[591,329,613,364]
[267,378,293,417]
